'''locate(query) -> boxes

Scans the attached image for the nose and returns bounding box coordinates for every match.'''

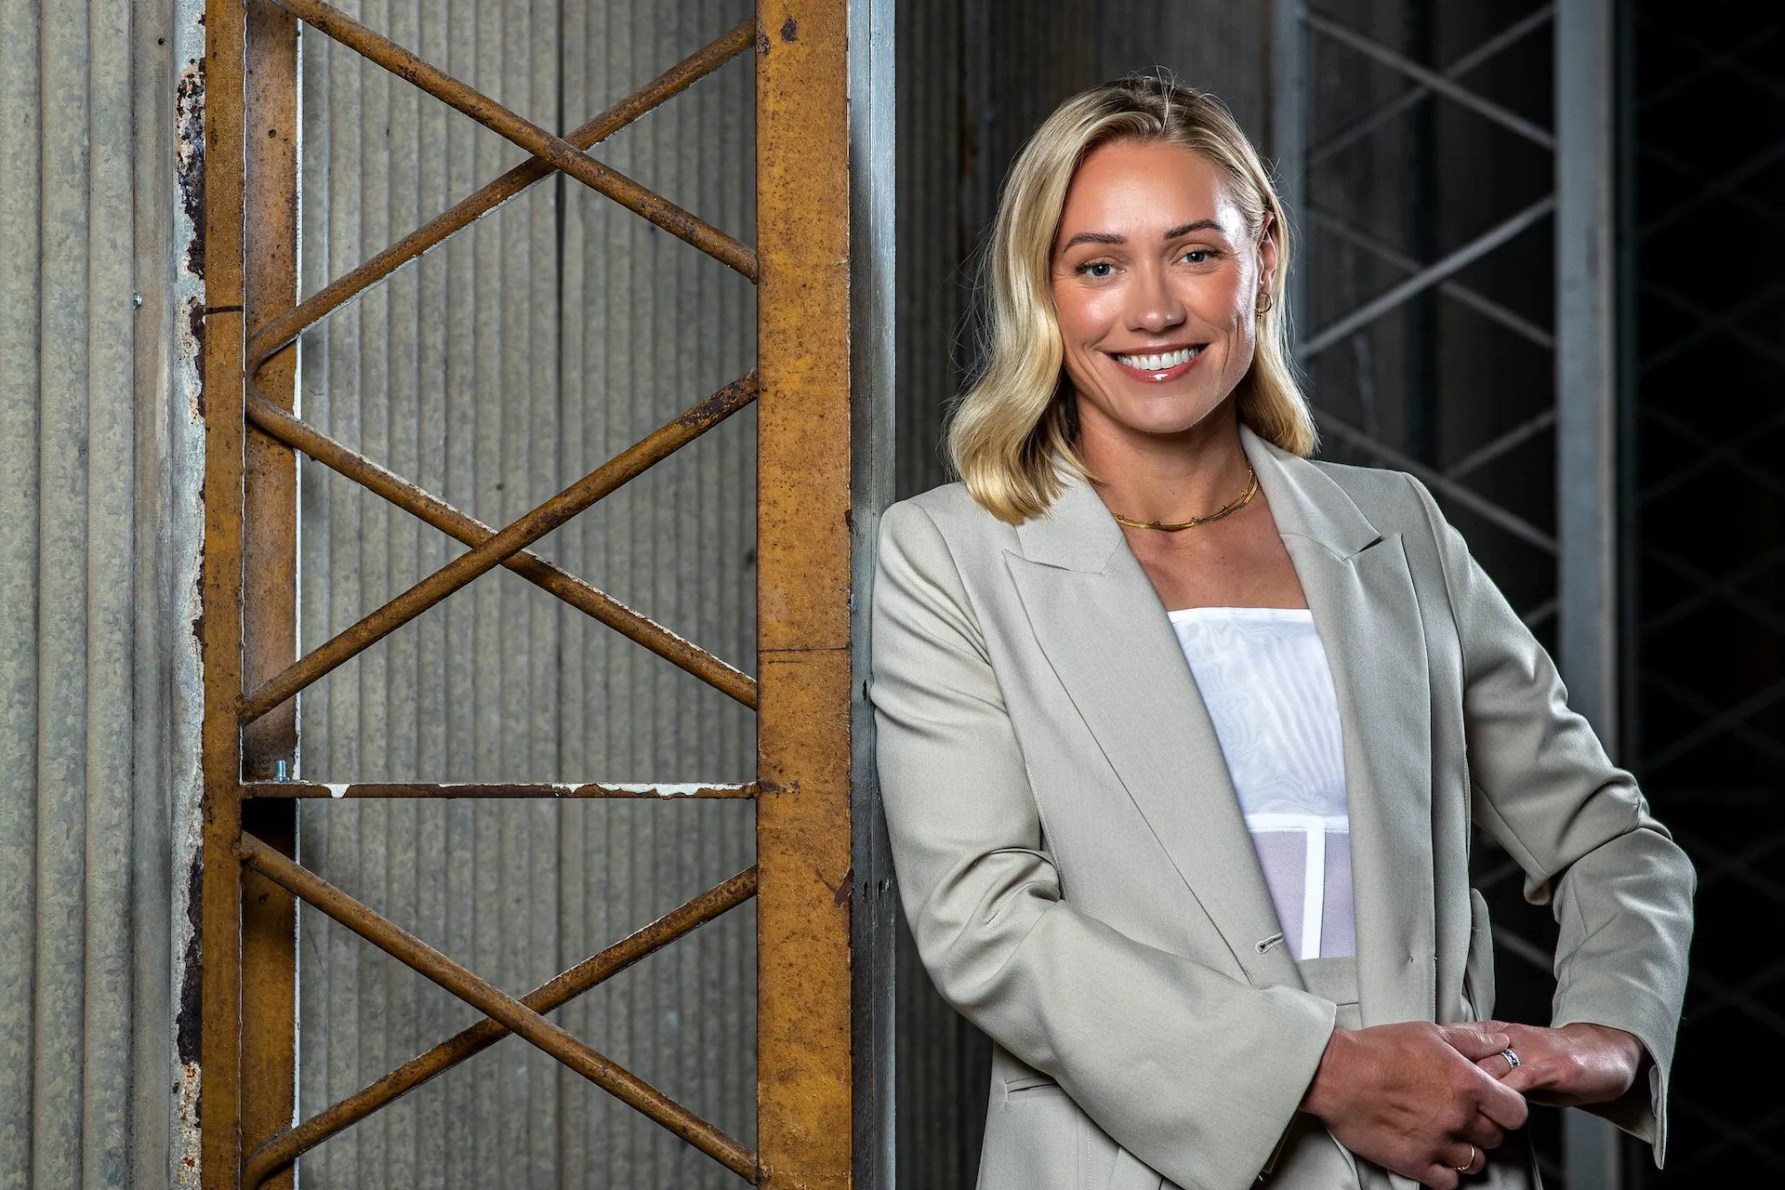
[1126,261,1185,334]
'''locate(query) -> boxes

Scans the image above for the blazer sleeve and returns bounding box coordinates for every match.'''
[1407,475,1696,1167]
[869,500,1337,1190]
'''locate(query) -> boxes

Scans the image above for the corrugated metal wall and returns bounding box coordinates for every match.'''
[892,5,1272,1184]
[291,1,757,1186]
[0,0,185,1187]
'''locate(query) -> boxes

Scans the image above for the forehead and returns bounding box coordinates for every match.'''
[1054,140,1242,245]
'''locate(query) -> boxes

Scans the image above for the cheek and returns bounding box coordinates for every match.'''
[1051,282,1116,345]
[1188,270,1251,326]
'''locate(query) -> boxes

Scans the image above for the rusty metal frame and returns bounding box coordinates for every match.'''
[198,1,853,1185]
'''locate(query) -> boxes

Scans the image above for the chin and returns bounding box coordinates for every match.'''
[1113,397,1224,439]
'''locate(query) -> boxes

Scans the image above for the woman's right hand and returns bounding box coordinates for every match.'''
[1298,1022,1529,1189]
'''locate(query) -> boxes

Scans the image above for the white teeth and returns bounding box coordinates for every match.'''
[1115,346,1201,370]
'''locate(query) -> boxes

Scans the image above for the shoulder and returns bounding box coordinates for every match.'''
[1298,454,1448,541]
[878,482,1021,563]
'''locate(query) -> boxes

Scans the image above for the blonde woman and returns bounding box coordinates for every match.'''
[869,76,1692,1190]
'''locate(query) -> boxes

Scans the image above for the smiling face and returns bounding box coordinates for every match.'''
[1049,138,1275,452]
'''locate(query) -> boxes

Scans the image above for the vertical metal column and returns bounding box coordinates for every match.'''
[756,2,855,1187]
[849,0,899,1184]
[198,0,249,1181]
[1556,2,1623,1187]
[1556,0,1620,743]
[1269,0,1309,348]
[239,3,301,1179]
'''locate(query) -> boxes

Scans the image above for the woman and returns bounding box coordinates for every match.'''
[869,76,1693,1190]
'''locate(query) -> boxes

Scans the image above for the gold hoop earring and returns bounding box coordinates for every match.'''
[1256,292,1274,315]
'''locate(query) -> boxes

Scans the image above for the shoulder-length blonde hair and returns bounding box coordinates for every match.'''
[946,75,1316,523]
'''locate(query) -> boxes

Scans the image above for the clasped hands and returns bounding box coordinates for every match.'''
[1298,1019,1645,1189]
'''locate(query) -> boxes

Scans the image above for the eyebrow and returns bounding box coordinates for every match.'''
[1059,219,1223,251]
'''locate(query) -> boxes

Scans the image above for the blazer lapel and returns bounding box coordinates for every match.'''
[1242,427,1437,1026]
[1007,473,1304,990]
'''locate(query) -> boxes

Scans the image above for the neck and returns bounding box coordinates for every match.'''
[1078,400,1251,523]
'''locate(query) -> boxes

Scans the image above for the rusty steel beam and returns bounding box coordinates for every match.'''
[239,6,301,1182]
[237,836,760,1183]
[199,0,250,1183]
[243,20,754,366]
[236,372,758,724]
[241,780,757,799]
[755,3,854,1188]
[240,867,760,1188]
[243,388,758,708]
[265,0,759,281]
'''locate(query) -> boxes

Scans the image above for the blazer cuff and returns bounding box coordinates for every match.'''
[1549,1010,1672,1167]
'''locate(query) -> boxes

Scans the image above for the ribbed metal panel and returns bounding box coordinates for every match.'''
[554,2,757,1186]
[0,0,178,1187]
[293,1,756,1186]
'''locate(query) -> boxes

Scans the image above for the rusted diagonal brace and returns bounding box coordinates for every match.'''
[245,20,753,367]
[238,373,757,724]
[237,836,759,1183]
[240,865,759,1188]
[267,0,757,281]
[244,387,757,708]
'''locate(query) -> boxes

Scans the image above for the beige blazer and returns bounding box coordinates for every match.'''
[868,425,1694,1190]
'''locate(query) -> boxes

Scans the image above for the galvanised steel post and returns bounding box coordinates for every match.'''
[1557,0,1625,1183]
[849,0,899,1184]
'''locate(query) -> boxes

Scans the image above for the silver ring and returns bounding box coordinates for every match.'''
[1453,1143,1478,1173]
[1501,1047,1520,1071]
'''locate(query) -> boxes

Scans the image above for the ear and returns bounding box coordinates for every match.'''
[1255,212,1280,298]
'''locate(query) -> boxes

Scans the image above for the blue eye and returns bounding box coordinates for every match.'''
[1080,261,1114,278]
[1182,249,1217,265]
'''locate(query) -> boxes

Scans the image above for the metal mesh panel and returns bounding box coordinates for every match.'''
[1628,2,1785,1180]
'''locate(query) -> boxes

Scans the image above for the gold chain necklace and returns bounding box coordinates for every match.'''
[1109,466,1259,532]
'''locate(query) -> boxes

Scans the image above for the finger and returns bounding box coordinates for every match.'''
[1446,1141,1488,1174]
[1438,1023,1512,1061]
[1474,1049,1519,1079]
[1500,1061,1549,1097]
[1474,1070,1531,1130]
[1460,1116,1506,1152]
[1420,1166,1461,1190]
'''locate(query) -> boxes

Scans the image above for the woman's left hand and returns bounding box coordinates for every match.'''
[1472,1021,1645,1108]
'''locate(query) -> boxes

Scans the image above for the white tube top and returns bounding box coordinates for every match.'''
[1167,606,1356,961]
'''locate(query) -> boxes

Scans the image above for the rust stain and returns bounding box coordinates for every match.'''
[175,858,204,1065]
[675,371,760,430]
[176,60,206,281]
